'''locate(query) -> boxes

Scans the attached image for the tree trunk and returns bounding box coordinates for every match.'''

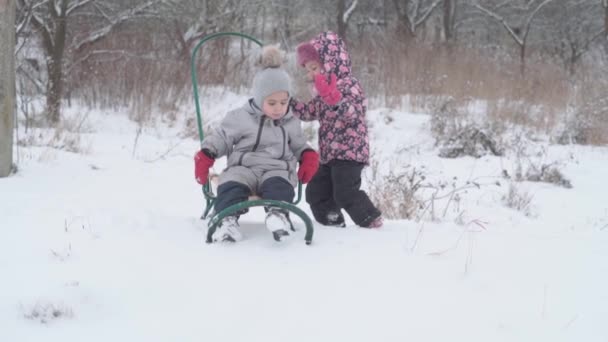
[443,0,456,42]
[47,4,67,124]
[602,0,608,54]
[604,0,608,39]
[337,0,348,42]
[31,1,68,124]
[569,53,578,77]
[0,0,15,177]
[46,53,65,124]
[520,44,526,76]
[393,0,415,45]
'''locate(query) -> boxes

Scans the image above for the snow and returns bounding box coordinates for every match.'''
[1,95,607,342]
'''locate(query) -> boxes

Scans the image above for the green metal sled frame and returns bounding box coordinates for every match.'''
[190,32,313,245]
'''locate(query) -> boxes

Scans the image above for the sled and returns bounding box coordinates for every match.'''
[190,32,313,245]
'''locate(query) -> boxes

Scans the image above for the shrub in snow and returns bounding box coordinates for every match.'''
[504,134,573,189]
[502,183,534,217]
[431,98,504,159]
[556,96,608,145]
[524,163,572,189]
[17,127,90,154]
[438,125,504,158]
[22,301,74,324]
[367,162,425,220]
[17,112,92,154]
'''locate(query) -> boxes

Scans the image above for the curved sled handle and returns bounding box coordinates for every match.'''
[190,32,263,201]
[191,32,263,147]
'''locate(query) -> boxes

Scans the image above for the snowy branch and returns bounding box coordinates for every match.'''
[414,0,442,27]
[342,0,358,24]
[521,0,557,41]
[66,0,93,16]
[16,64,45,93]
[473,3,524,46]
[66,49,164,74]
[572,28,606,59]
[473,0,556,47]
[29,10,54,50]
[71,0,160,52]
[393,0,442,35]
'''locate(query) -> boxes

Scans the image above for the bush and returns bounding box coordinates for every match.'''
[557,96,608,145]
[502,183,534,217]
[367,161,425,220]
[22,301,74,324]
[431,98,504,158]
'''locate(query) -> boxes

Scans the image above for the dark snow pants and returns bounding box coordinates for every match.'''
[214,176,295,215]
[305,160,381,227]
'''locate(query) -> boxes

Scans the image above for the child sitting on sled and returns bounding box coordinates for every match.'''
[194,46,320,243]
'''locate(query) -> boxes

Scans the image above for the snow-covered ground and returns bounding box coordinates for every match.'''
[1,97,607,342]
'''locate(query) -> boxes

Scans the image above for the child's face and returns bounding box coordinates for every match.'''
[304,61,322,83]
[262,91,290,120]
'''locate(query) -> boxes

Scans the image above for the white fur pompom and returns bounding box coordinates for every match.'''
[258,45,285,68]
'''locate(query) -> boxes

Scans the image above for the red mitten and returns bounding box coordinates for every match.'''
[297,150,320,183]
[314,73,342,106]
[194,150,215,185]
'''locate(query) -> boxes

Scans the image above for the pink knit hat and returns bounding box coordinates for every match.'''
[296,42,321,67]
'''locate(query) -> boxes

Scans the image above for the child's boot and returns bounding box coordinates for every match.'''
[363,216,383,229]
[212,216,243,242]
[265,208,292,242]
[326,211,346,227]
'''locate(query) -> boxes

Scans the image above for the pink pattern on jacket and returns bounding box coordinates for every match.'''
[290,31,370,165]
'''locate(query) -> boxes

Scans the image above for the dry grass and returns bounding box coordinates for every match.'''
[17,111,93,155]
[51,27,607,146]
[351,37,606,144]
[355,40,570,107]
[366,159,425,220]
[22,301,74,324]
[502,182,534,217]
[557,73,608,145]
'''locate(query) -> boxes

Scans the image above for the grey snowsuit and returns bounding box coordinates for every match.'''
[202,99,311,195]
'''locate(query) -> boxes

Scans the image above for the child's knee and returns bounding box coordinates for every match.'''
[217,181,251,196]
[333,191,350,207]
[260,177,295,200]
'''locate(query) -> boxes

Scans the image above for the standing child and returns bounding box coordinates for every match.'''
[291,31,382,228]
[194,46,320,242]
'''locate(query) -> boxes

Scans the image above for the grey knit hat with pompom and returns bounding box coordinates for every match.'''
[252,45,291,108]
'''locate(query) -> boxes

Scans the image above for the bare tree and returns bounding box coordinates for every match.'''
[0,0,15,177]
[337,0,358,43]
[159,0,238,64]
[392,0,442,43]
[604,0,608,39]
[17,0,160,124]
[472,0,557,74]
[546,0,605,75]
[443,0,457,42]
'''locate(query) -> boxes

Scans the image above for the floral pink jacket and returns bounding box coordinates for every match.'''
[290,31,370,165]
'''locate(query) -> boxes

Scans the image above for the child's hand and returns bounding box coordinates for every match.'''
[314,73,342,106]
[194,149,215,185]
[297,150,320,183]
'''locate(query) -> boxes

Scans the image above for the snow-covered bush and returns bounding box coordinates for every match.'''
[367,162,425,220]
[22,301,74,324]
[502,183,534,217]
[505,135,573,188]
[524,163,572,189]
[556,96,608,146]
[431,98,504,158]
[17,111,92,154]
